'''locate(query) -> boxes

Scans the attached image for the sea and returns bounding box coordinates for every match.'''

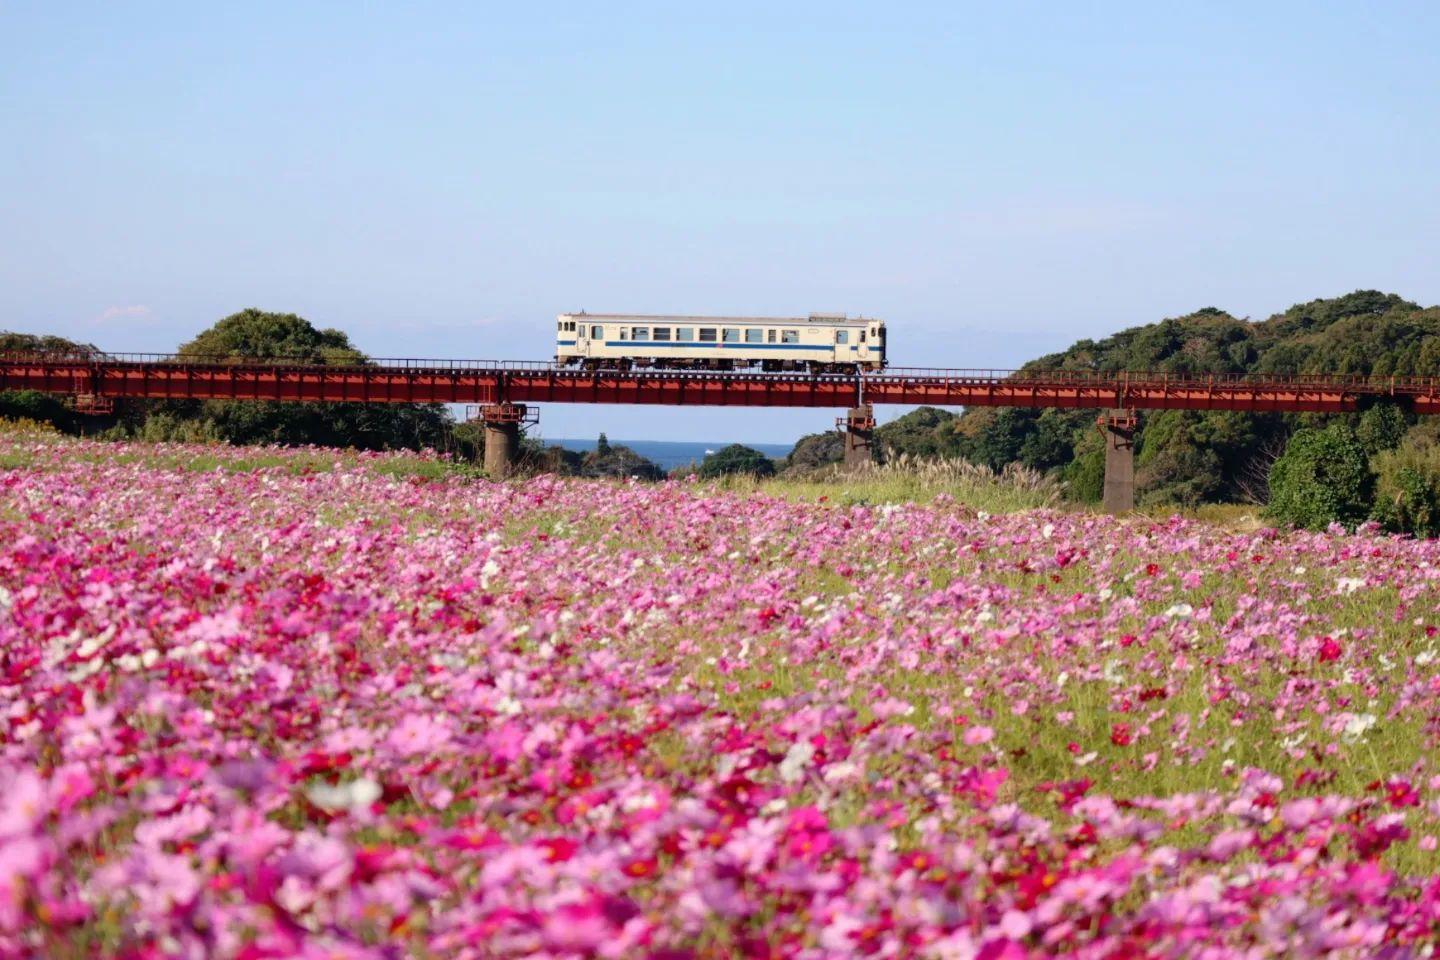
[549,438,794,471]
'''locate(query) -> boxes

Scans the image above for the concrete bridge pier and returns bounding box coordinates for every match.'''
[839,404,876,470]
[477,403,532,478]
[1099,410,1136,514]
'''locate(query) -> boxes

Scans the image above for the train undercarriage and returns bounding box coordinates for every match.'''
[559,358,880,375]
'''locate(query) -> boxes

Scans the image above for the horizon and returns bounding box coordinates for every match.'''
[4,3,1439,441]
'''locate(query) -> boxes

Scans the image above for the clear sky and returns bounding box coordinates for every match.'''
[3,2,1439,443]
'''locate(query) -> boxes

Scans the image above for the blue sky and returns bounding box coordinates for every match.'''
[3,2,1439,443]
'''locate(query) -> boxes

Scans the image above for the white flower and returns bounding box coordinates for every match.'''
[1041,522,1056,540]
[1341,713,1377,744]
[306,777,382,813]
[1163,603,1194,619]
[1336,577,1366,595]
[779,741,816,783]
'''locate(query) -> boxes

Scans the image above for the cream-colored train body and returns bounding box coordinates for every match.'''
[555,312,886,374]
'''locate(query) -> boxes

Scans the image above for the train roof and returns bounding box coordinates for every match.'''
[558,312,881,325]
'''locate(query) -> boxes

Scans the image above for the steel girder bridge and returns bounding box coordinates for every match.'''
[5,351,1437,511]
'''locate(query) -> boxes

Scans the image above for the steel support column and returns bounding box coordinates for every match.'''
[1099,410,1137,514]
[839,404,876,470]
[477,403,534,479]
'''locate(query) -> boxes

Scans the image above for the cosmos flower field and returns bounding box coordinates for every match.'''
[6,435,1440,958]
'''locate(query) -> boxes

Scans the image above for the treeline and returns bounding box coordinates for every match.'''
[3,311,466,453]
[783,290,1440,533]
[0,309,794,482]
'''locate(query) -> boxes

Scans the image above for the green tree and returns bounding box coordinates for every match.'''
[698,444,777,480]
[596,432,612,456]
[1355,403,1408,456]
[930,291,1440,507]
[1061,431,1106,503]
[150,309,453,451]
[0,332,101,357]
[1267,425,1375,530]
[1371,426,1440,536]
[1017,409,1077,472]
[874,406,960,459]
[0,389,82,432]
[783,430,845,475]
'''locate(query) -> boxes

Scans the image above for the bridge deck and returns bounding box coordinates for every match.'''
[3,354,1439,414]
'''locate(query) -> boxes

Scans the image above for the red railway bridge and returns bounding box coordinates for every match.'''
[6,351,1439,511]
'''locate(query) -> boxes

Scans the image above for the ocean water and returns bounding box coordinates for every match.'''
[548,438,794,471]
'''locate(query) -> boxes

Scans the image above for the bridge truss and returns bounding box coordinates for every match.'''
[4,353,1437,414]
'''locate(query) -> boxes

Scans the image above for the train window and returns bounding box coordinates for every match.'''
[781,330,799,343]
[836,330,849,344]
[722,329,740,343]
[676,327,694,341]
[768,329,777,343]
[576,325,585,339]
[699,328,717,342]
[745,329,763,343]
[859,331,866,343]
[619,328,628,340]
[591,325,603,339]
[633,327,649,341]
[653,327,671,341]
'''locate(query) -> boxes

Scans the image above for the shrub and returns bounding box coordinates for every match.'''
[1266,425,1374,530]
[783,431,845,476]
[698,444,777,480]
[1371,431,1440,537]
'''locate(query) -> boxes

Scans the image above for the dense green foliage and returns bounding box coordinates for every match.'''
[0,334,105,433]
[0,332,100,357]
[0,389,84,433]
[1371,426,1440,537]
[3,314,457,452]
[1266,425,1375,530]
[782,430,845,475]
[143,309,454,450]
[698,444,777,480]
[876,291,1440,518]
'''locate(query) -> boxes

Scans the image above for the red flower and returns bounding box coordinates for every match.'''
[1110,723,1133,747]
[1386,780,1421,808]
[1318,637,1343,662]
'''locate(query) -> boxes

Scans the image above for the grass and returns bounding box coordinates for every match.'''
[733,456,1067,513]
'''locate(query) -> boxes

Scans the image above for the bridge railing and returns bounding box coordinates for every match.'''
[0,351,566,371]
[869,367,1440,391]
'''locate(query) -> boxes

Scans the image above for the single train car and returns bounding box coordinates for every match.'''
[555,312,886,373]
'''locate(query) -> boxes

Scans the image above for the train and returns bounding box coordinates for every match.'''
[555,312,886,374]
